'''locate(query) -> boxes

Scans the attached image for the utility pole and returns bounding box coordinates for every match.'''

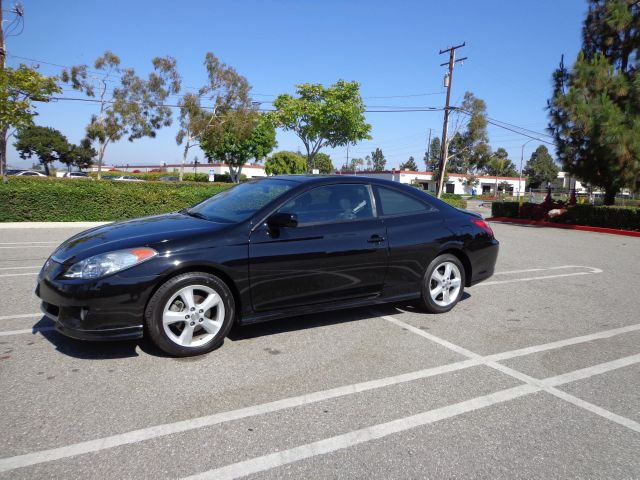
[436,42,467,198]
[0,0,6,179]
[426,128,432,171]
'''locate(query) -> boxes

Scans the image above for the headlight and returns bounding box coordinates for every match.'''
[64,248,157,279]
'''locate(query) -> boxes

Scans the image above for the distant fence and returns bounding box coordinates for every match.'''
[498,189,639,207]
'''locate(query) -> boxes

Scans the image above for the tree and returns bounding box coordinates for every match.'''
[0,64,60,177]
[62,138,96,171]
[314,152,334,174]
[371,147,386,171]
[523,145,560,188]
[365,154,372,171]
[400,156,418,171]
[272,80,372,171]
[425,136,441,171]
[548,0,640,204]
[350,157,364,171]
[62,51,180,179]
[200,112,277,183]
[265,151,306,175]
[13,125,68,175]
[485,148,518,177]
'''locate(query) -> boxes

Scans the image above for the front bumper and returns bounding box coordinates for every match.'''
[40,301,143,341]
[36,259,159,341]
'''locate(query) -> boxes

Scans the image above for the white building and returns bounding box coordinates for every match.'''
[89,162,267,179]
[348,169,526,195]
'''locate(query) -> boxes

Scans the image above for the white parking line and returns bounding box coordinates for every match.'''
[183,385,538,480]
[0,266,42,271]
[383,315,640,434]
[476,267,602,287]
[0,321,637,472]
[0,327,55,337]
[0,242,58,245]
[494,265,594,275]
[0,272,39,278]
[181,354,640,480]
[0,313,42,321]
[0,246,54,249]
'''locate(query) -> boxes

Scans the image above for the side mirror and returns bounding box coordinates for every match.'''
[267,212,298,228]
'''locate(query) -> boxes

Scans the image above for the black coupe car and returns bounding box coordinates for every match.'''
[37,176,499,356]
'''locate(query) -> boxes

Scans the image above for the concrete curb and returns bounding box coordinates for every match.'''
[0,222,111,229]
[487,217,640,238]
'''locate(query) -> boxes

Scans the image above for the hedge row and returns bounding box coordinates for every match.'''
[491,201,640,231]
[554,204,640,231]
[0,177,232,222]
[1,177,471,222]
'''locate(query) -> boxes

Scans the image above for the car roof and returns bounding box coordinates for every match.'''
[267,174,413,189]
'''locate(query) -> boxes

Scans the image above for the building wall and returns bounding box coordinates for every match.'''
[91,163,267,178]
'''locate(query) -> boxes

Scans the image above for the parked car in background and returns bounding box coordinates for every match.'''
[63,172,91,179]
[111,175,144,182]
[7,170,47,177]
[158,176,179,182]
[37,176,499,357]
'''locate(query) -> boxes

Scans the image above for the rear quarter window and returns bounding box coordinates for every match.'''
[376,186,436,216]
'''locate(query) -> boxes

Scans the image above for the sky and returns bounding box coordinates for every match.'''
[5,0,587,171]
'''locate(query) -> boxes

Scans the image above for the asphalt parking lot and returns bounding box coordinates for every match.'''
[0,222,639,479]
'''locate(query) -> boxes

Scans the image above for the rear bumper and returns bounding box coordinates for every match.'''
[468,239,499,286]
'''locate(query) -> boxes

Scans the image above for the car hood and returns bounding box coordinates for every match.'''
[51,213,230,264]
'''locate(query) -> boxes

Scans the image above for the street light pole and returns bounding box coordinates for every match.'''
[519,138,538,201]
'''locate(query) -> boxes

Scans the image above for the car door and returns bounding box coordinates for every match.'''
[373,185,452,297]
[248,183,388,312]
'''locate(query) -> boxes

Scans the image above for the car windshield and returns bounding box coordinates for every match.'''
[187,178,295,223]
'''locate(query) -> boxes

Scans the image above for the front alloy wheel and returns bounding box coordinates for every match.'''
[146,272,234,356]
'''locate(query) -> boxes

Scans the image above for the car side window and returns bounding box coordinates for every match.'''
[376,186,434,216]
[279,184,375,225]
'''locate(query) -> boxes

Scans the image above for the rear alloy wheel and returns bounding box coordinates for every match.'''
[418,254,465,313]
[145,272,234,356]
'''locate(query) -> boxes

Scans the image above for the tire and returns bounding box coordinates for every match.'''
[145,272,235,357]
[417,254,466,314]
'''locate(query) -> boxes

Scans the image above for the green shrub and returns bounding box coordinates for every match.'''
[425,191,467,209]
[0,177,232,222]
[491,201,520,218]
[553,204,640,231]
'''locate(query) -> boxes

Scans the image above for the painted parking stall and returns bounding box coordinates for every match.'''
[0,222,639,479]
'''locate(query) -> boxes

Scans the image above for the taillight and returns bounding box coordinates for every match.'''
[471,218,494,237]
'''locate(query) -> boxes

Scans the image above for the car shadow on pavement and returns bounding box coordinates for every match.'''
[228,293,470,342]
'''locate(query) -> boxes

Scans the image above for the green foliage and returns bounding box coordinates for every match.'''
[313,152,335,174]
[0,64,61,132]
[0,177,232,222]
[371,148,386,171]
[491,201,520,218]
[0,64,61,173]
[62,51,181,178]
[523,145,559,188]
[13,125,69,176]
[425,191,467,209]
[264,151,306,175]
[491,200,640,231]
[272,80,372,171]
[485,148,518,177]
[548,1,640,204]
[349,157,364,171]
[200,112,277,183]
[448,92,491,174]
[553,204,640,231]
[399,156,418,171]
[425,136,441,171]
